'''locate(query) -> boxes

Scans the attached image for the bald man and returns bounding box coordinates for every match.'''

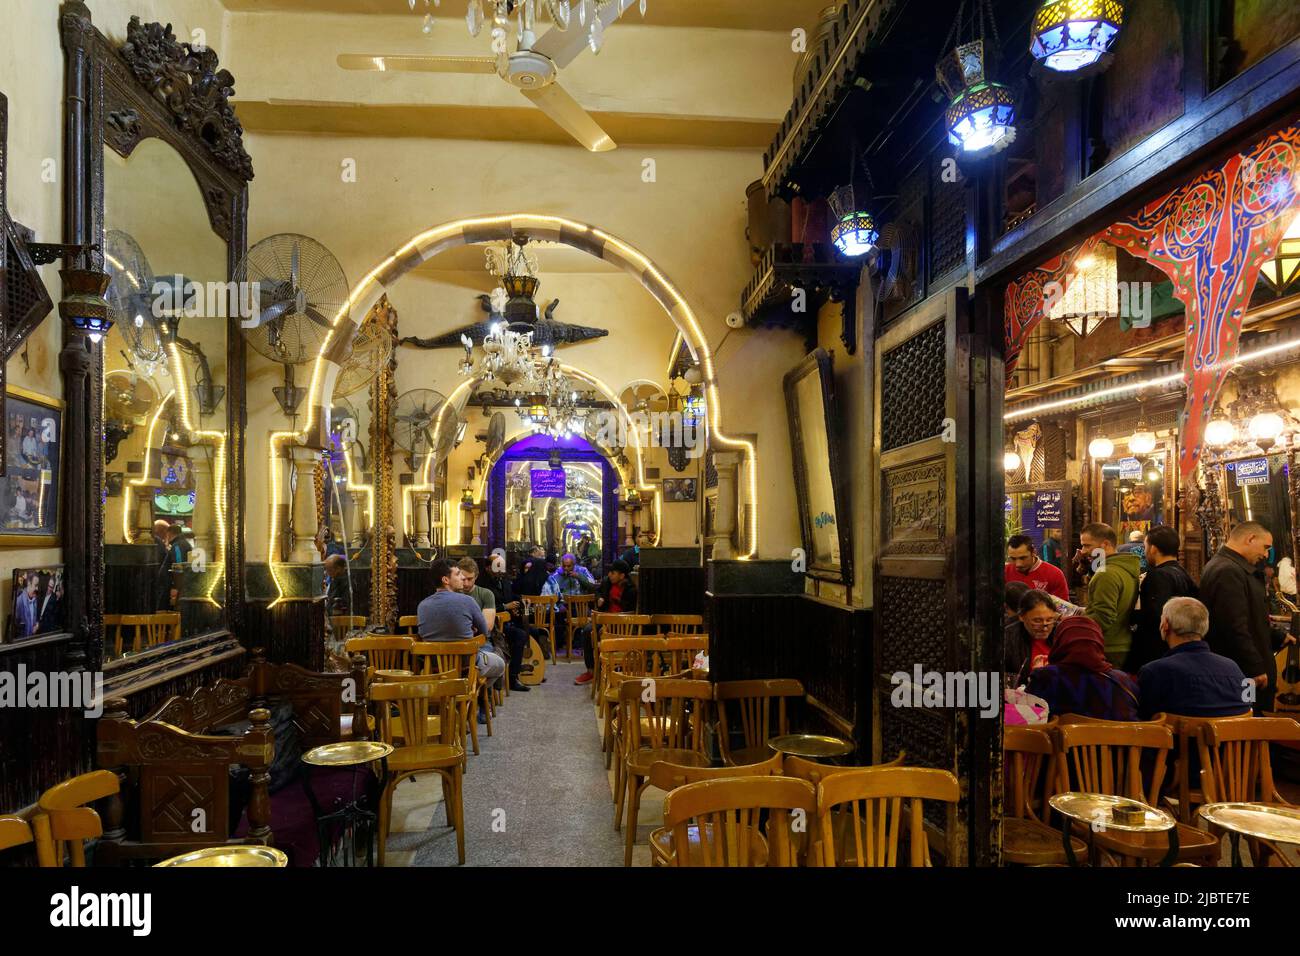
[324,553,351,613]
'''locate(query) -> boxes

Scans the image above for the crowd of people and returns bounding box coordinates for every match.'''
[1004,522,1298,721]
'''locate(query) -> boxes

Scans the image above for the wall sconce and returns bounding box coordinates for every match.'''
[58,267,116,344]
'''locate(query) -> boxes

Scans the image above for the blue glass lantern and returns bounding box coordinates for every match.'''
[936,41,1018,156]
[828,185,878,258]
[58,268,116,344]
[1030,0,1124,74]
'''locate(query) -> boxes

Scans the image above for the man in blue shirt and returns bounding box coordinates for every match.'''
[1137,596,1251,720]
[417,560,506,717]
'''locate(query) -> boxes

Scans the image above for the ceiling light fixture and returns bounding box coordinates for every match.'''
[458,0,643,54]
[937,1,1017,157]
[1030,0,1125,75]
[1087,436,1114,459]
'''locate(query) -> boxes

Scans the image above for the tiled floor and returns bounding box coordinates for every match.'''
[383,659,661,866]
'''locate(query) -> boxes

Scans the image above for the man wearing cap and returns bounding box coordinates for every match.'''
[573,560,638,686]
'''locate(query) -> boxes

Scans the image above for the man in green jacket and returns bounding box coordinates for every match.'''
[1079,522,1141,666]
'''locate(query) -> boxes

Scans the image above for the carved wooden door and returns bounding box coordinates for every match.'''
[872,285,1003,866]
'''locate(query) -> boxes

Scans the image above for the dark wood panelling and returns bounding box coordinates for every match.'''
[0,635,87,810]
[708,592,870,752]
[639,567,706,616]
[243,598,325,670]
[397,566,436,619]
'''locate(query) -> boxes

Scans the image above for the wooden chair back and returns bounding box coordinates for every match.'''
[331,615,367,635]
[714,679,805,765]
[1052,720,1173,806]
[32,770,120,867]
[647,752,784,791]
[618,677,712,755]
[567,593,595,625]
[412,639,482,684]
[0,816,33,853]
[663,632,708,675]
[345,635,414,675]
[1157,711,1252,822]
[106,612,180,654]
[815,767,960,867]
[1199,716,1300,805]
[652,614,705,634]
[782,752,906,788]
[595,612,653,637]
[662,777,817,867]
[371,678,468,748]
[1004,726,1055,822]
[522,594,558,629]
[397,614,419,634]
[600,637,668,698]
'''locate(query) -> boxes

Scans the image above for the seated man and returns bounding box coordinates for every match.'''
[456,556,528,694]
[417,559,506,722]
[543,552,598,654]
[323,554,351,615]
[573,560,637,686]
[1137,596,1250,720]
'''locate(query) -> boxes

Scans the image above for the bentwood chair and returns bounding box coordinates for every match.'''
[330,615,368,637]
[661,777,818,867]
[815,767,961,867]
[412,640,485,755]
[714,679,805,766]
[1002,726,1085,866]
[617,677,714,866]
[372,679,468,866]
[31,770,120,867]
[398,615,419,635]
[644,752,784,866]
[345,635,414,681]
[651,614,705,634]
[1198,716,1300,867]
[1051,720,1220,866]
[592,613,653,702]
[1156,711,1252,824]
[565,593,595,662]
[522,594,559,662]
[0,816,33,854]
[662,632,709,677]
[599,636,668,769]
[782,752,907,866]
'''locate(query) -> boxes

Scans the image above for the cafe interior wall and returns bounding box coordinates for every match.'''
[0,0,230,638]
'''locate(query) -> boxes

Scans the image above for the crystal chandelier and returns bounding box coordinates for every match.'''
[411,1,647,54]
[461,323,543,385]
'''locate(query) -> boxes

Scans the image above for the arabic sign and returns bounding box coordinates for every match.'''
[1034,490,1063,527]
[1117,457,1142,480]
[1233,457,1271,487]
[529,468,567,498]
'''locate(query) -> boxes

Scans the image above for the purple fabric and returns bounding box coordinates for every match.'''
[235,767,373,867]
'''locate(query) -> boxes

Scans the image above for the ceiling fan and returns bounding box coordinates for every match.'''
[338,0,639,152]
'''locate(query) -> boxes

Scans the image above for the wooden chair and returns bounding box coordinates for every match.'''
[0,816,33,854]
[105,612,179,655]
[645,752,783,866]
[397,615,420,634]
[651,614,705,634]
[599,636,668,769]
[715,679,805,766]
[1198,716,1300,867]
[663,632,708,677]
[564,593,595,662]
[372,678,468,866]
[782,752,906,865]
[345,635,414,680]
[146,612,180,648]
[1156,711,1252,824]
[592,613,653,702]
[1051,720,1220,866]
[617,677,713,866]
[1003,725,1086,866]
[661,777,817,867]
[522,594,558,662]
[330,615,367,636]
[412,640,485,755]
[815,767,961,867]
[31,770,120,867]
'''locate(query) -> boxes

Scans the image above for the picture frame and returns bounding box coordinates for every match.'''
[784,348,853,584]
[662,477,698,502]
[6,565,66,644]
[0,385,63,546]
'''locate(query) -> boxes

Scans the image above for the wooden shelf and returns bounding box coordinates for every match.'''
[740,243,863,353]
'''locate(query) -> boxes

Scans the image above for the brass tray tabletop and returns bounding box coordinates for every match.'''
[302,740,395,767]
[375,669,415,679]
[767,733,854,759]
[1049,792,1174,833]
[1198,803,1300,844]
[155,845,287,867]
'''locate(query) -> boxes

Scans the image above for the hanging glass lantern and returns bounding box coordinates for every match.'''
[830,211,879,257]
[1204,402,1236,448]
[1087,436,1114,459]
[58,268,116,344]
[1030,0,1125,75]
[936,41,1017,156]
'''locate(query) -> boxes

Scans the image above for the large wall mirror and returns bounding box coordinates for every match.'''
[64,8,251,675]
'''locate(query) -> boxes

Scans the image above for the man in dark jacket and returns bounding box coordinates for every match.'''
[1130,525,1198,672]
[1200,521,1296,712]
[513,545,550,596]
[573,561,638,686]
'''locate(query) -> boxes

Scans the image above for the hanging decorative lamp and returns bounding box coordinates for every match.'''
[1204,401,1236,448]
[1030,0,1125,75]
[828,148,878,257]
[936,0,1017,156]
[1128,401,1156,455]
[1087,436,1114,459]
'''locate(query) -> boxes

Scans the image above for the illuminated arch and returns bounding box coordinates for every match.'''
[269,214,756,600]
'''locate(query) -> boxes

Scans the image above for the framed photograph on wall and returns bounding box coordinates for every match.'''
[784,348,852,584]
[0,386,63,546]
[6,565,65,643]
[662,477,698,502]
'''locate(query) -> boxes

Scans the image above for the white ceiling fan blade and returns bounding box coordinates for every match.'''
[521,82,616,152]
[531,0,633,69]
[337,53,498,74]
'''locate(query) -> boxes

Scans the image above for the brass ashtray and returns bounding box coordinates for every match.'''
[1110,803,1146,826]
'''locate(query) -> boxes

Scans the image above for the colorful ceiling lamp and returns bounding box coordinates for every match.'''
[828,185,878,258]
[936,0,1017,157]
[1048,244,1119,336]
[58,268,116,344]
[1030,0,1125,75]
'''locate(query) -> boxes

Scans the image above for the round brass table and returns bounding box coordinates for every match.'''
[766,733,854,760]
[301,741,394,867]
[1198,802,1300,867]
[155,845,287,867]
[374,669,415,680]
[1049,792,1177,867]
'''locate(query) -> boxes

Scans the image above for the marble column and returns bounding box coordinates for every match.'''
[134,485,156,542]
[711,451,741,560]
[348,489,369,550]
[412,491,432,549]
[189,451,216,561]
[288,449,320,564]
[471,503,484,546]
